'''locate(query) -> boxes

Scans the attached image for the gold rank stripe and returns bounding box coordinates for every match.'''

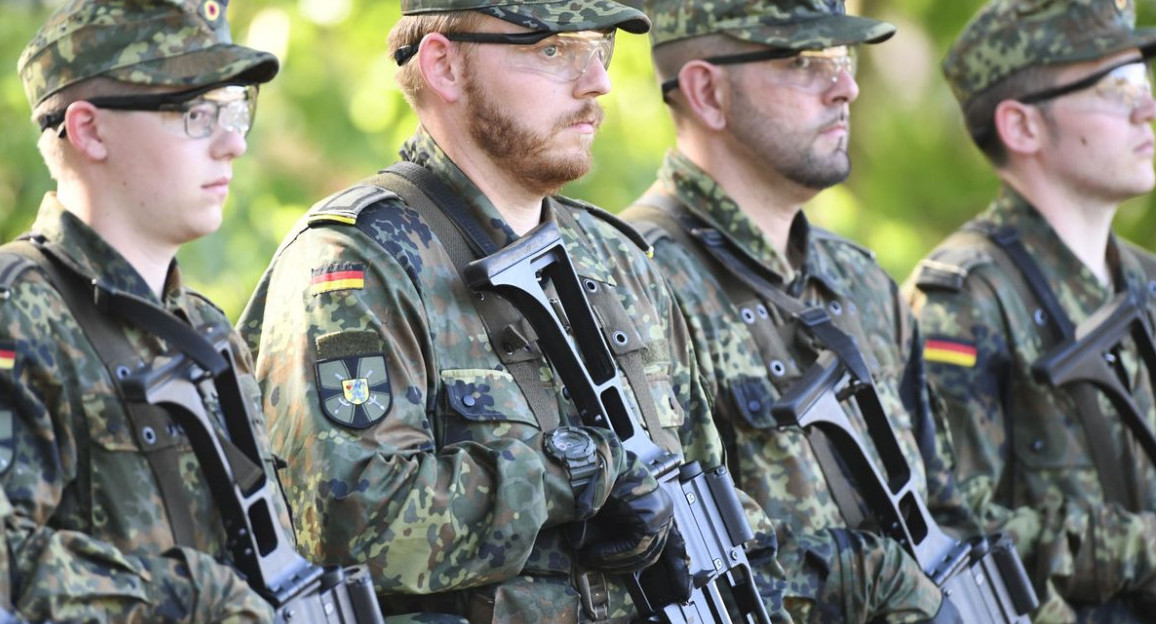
[924,339,977,367]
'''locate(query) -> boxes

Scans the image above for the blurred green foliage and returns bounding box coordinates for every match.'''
[3,0,1156,319]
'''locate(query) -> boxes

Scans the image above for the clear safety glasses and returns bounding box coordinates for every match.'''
[439,30,616,82]
[662,46,858,97]
[1018,59,1155,116]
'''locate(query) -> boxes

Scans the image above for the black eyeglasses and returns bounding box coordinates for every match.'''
[39,83,259,139]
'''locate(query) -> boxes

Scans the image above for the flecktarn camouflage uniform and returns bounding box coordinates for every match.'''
[238,128,763,623]
[0,197,293,623]
[907,0,1156,622]
[628,0,969,621]
[624,152,965,624]
[907,189,1156,624]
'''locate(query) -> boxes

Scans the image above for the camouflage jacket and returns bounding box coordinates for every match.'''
[623,151,974,623]
[0,194,290,623]
[906,186,1156,623]
[238,129,741,624]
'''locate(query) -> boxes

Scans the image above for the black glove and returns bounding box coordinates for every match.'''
[575,451,674,574]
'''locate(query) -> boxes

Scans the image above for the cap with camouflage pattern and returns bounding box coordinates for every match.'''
[18,0,280,110]
[401,0,650,34]
[643,0,895,50]
[944,0,1156,106]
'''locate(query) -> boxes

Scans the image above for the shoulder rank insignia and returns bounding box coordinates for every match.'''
[311,263,366,296]
[316,354,391,428]
[924,338,977,368]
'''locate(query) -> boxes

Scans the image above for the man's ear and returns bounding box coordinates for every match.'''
[418,32,466,103]
[676,60,732,131]
[62,101,108,161]
[994,99,1046,156]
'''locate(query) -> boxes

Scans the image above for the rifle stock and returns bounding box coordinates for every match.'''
[465,221,771,624]
[121,327,384,624]
[1031,289,1156,466]
[772,351,1038,623]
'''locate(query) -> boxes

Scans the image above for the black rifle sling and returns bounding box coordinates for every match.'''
[375,164,675,452]
[5,238,267,515]
[629,194,870,530]
[974,223,1141,509]
[372,163,562,432]
[3,238,201,546]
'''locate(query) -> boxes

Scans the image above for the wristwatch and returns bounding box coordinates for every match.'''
[544,426,600,492]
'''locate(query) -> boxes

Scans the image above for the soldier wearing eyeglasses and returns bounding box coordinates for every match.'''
[0,0,288,622]
[905,0,1156,622]
[620,0,982,623]
[238,0,771,622]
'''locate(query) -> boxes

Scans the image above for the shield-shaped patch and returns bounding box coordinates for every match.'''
[0,409,13,474]
[316,355,391,429]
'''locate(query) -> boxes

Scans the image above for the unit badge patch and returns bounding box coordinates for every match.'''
[316,354,391,428]
[0,408,12,474]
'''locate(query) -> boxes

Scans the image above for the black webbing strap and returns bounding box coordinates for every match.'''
[972,223,1136,509]
[372,164,562,431]
[9,239,266,495]
[387,161,500,257]
[4,238,200,547]
[628,194,870,530]
[550,205,679,455]
[636,195,872,385]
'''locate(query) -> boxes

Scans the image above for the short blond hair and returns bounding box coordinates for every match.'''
[388,11,488,106]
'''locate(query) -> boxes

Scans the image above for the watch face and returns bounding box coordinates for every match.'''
[552,427,593,459]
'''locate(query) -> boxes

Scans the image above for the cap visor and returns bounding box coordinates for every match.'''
[105,45,280,89]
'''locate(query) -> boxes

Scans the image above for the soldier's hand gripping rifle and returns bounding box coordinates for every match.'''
[772,351,1038,624]
[464,221,771,624]
[120,324,384,624]
[1032,289,1156,466]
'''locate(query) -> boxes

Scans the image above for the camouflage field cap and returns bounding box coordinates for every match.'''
[401,0,651,34]
[644,0,895,49]
[944,0,1156,105]
[19,0,280,110]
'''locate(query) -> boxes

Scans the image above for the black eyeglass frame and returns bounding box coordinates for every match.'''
[660,48,799,97]
[393,30,558,66]
[38,82,257,136]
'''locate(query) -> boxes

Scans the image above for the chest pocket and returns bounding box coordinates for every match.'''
[439,368,540,447]
[83,390,215,551]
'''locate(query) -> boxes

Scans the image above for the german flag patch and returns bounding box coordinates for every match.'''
[311,263,366,296]
[0,342,14,371]
[924,338,977,368]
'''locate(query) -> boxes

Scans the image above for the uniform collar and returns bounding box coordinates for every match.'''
[983,184,1122,311]
[29,193,182,307]
[657,149,842,298]
[399,127,619,285]
[399,126,523,251]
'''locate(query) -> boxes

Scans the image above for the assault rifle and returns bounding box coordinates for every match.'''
[121,325,383,624]
[1032,289,1156,467]
[771,351,1038,623]
[464,221,771,624]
